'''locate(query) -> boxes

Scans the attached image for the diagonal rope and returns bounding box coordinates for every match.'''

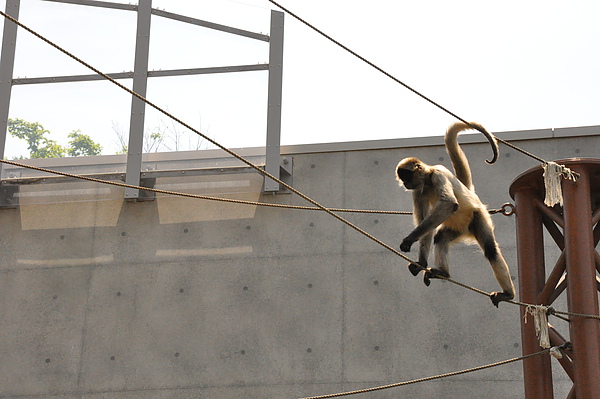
[298,346,562,399]
[6,156,597,321]
[0,159,409,215]
[2,11,597,322]
[266,0,550,165]
[0,10,415,265]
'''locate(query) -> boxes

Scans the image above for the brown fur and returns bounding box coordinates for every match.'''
[396,122,514,307]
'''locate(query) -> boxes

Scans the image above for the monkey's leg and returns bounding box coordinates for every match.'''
[408,232,433,276]
[471,213,516,307]
[420,228,458,286]
[432,227,460,276]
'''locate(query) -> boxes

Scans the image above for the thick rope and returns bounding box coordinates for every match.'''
[265,1,580,174]
[0,10,417,266]
[4,160,599,322]
[0,159,409,215]
[0,164,514,217]
[299,346,563,399]
[1,12,598,322]
[266,0,469,129]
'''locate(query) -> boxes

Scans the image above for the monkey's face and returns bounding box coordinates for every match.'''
[397,168,419,189]
[396,158,424,190]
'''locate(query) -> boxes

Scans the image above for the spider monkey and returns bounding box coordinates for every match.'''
[395,122,515,307]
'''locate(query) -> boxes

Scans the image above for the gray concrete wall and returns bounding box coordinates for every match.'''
[1,126,598,398]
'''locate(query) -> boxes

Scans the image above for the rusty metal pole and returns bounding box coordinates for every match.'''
[514,187,554,399]
[511,159,600,399]
[561,164,600,399]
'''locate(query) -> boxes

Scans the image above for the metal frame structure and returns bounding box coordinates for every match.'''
[0,0,287,199]
[510,158,600,399]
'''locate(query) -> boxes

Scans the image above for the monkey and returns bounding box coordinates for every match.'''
[395,121,515,307]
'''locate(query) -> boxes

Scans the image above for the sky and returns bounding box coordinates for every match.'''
[1,0,599,158]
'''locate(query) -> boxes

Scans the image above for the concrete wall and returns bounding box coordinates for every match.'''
[1,126,598,398]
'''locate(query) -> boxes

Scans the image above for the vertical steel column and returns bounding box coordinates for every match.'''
[514,188,554,399]
[0,0,20,177]
[511,159,600,399]
[125,0,152,199]
[562,164,600,399]
[263,10,284,192]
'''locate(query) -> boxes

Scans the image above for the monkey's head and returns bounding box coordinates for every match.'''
[396,157,428,190]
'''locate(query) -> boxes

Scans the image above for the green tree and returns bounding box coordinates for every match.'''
[8,118,102,158]
[67,130,102,156]
[8,118,65,158]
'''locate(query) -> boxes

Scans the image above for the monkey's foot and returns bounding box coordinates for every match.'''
[408,263,425,276]
[423,268,449,287]
[490,291,514,308]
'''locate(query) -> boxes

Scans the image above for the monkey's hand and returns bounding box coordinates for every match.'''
[490,291,515,308]
[400,236,416,252]
[423,268,450,287]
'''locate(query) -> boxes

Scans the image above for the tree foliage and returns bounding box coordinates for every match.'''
[8,118,102,158]
[67,130,102,156]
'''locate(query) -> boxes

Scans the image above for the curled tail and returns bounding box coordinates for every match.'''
[445,122,499,190]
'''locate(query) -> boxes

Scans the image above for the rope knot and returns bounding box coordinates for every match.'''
[549,346,563,359]
[543,162,579,207]
[524,305,551,349]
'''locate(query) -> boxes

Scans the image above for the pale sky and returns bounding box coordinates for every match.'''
[1,0,599,158]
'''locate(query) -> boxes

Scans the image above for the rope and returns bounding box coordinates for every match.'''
[256,3,597,320]
[1,11,598,322]
[266,0,468,128]
[265,0,558,167]
[0,164,515,217]
[495,137,547,164]
[4,159,598,321]
[408,263,600,321]
[0,10,417,267]
[298,346,563,399]
[0,159,410,215]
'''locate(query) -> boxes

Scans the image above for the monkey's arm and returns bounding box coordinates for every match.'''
[400,174,458,252]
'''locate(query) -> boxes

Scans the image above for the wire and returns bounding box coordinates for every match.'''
[0,159,410,214]
[6,159,597,322]
[1,10,598,322]
[266,0,551,165]
[0,9,417,267]
[298,346,563,399]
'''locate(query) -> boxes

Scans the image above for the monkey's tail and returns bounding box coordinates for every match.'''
[445,122,499,188]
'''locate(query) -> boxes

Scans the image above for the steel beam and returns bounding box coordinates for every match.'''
[510,159,600,399]
[41,0,137,11]
[124,0,152,200]
[0,0,20,178]
[562,163,600,399]
[152,9,269,42]
[513,187,554,399]
[11,64,268,85]
[263,10,284,192]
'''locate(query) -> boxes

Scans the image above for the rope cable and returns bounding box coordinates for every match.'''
[261,2,600,320]
[0,10,417,266]
[0,14,593,399]
[1,12,598,322]
[298,346,563,399]
[266,0,552,165]
[5,156,596,321]
[0,159,410,215]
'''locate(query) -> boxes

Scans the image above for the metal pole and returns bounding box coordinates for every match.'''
[263,10,284,192]
[125,0,152,199]
[0,0,20,176]
[514,188,554,399]
[562,164,600,399]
